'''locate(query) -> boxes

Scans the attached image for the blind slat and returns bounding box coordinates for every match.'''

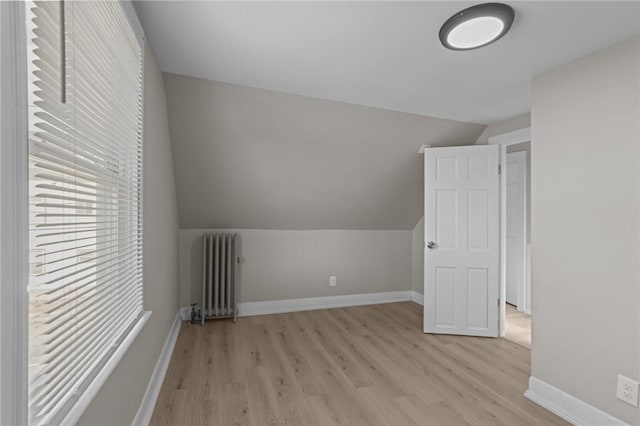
[28,0,144,424]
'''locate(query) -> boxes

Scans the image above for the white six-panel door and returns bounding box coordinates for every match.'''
[423,145,500,337]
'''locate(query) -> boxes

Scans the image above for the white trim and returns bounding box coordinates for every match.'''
[410,290,424,306]
[239,290,412,316]
[0,2,29,424]
[488,126,531,146]
[132,311,182,426]
[180,306,193,321]
[525,377,628,426]
[60,312,152,426]
[524,243,531,315]
[418,144,431,154]
[182,290,415,319]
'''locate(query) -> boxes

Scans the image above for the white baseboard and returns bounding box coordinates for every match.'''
[525,377,627,426]
[132,311,182,426]
[410,290,424,306]
[180,306,192,321]
[240,290,414,316]
[182,290,418,319]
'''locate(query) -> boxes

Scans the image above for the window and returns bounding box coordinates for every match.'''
[27,1,145,424]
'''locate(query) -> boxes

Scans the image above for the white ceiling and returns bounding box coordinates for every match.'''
[135,1,640,124]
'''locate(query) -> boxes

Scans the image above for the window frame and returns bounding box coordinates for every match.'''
[1,2,29,425]
[1,1,151,424]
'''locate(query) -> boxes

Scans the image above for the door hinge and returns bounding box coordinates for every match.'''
[498,164,501,175]
[497,298,500,307]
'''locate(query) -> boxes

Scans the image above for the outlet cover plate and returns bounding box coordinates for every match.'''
[329,276,337,287]
[616,374,639,407]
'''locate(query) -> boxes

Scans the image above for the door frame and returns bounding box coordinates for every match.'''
[488,127,531,336]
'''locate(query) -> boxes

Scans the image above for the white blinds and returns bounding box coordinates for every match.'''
[27,1,144,425]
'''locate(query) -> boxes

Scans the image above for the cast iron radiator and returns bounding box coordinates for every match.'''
[201,233,238,322]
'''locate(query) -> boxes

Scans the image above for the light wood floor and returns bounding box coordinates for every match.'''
[505,304,532,348]
[151,302,565,426]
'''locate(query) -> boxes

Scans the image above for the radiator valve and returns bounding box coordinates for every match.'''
[190,303,202,325]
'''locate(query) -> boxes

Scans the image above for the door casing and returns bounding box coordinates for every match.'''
[488,127,532,335]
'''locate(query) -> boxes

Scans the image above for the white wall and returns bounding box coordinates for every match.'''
[77,42,180,426]
[475,113,531,145]
[180,229,412,307]
[531,36,639,425]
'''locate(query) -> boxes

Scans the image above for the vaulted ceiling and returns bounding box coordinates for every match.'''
[136,1,639,124]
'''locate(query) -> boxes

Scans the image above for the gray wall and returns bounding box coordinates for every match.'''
[475,113,531,145]
[180,229,412,307]
[411,216,424,295]
[77,42,180,426]
[531,36,639,425]
[164,73,485,230]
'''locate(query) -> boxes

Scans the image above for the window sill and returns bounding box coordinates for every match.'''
[60,311,152,425]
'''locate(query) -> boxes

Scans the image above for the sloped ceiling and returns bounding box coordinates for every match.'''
[164,74,485,230]
[136,1,640,124]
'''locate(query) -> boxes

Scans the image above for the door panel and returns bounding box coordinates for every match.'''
[424,145,500,337]
[435,267,456,327]
[468,155,489,180]
[436,190,457,249]
[468,190,489,250]
[467,268,489,329]
[436,157,457,180]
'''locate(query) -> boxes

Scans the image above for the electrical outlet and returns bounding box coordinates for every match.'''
[329,275,337,287]
[616,374,639,407]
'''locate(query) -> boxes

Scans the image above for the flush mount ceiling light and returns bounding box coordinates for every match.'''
[439,3,514,51]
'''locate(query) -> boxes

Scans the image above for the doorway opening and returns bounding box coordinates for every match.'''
[503,140,531,347]
[486,127,532,347]
[419,133,532,343]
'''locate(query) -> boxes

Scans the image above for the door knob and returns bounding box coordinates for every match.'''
[427,241,436,249]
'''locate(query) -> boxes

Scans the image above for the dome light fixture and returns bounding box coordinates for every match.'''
[439,3,515,51]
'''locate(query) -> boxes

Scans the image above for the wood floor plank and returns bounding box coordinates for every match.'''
[244,367,282,426]
[304,394,343,426]
[151,302,567,426]
[360,310,544,425]
[357,386,418,426]
[394,395,472,426]
[505,304,532,348]
[313,368,384,426]
[303,310,376,389]
[222,382,250,426]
